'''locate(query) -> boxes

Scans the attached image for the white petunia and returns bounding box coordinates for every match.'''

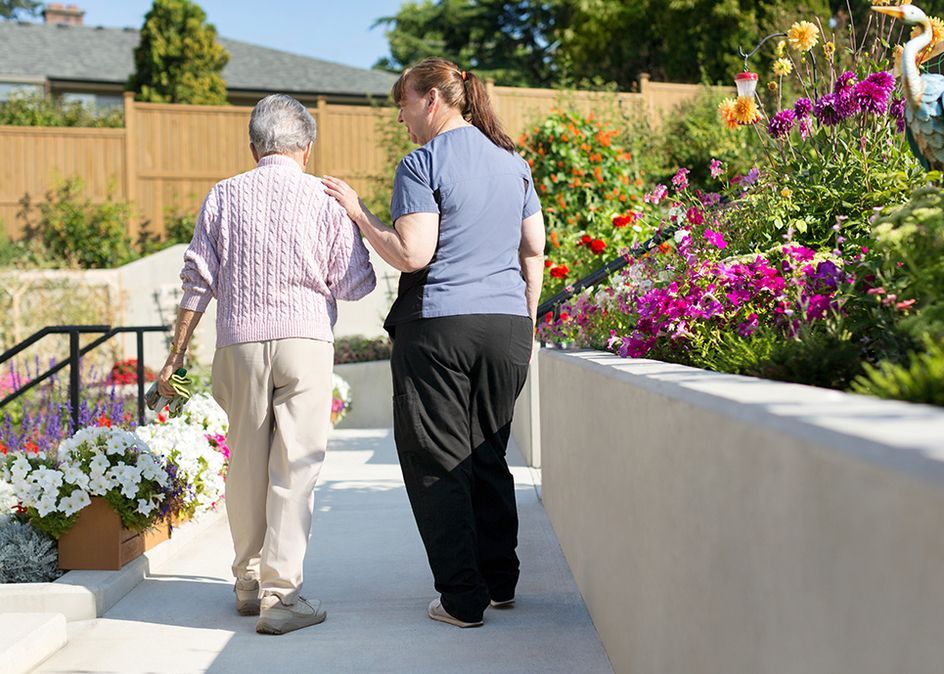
[61,462,90,489]
[59,489,91,517]
[136,498,155,516]
[35,493,59,518]
[88,473,112,496]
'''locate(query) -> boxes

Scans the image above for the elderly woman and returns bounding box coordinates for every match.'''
[323,58,545,628]
[157,93,375,636]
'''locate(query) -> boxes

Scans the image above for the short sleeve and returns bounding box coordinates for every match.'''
[521,160,541,219]
[390,153,439,223]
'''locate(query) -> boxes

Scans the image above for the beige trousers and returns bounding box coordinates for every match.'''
[211,338,333,605]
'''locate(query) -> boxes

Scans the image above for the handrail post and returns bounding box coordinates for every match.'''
[136,330,146,426]
[69,329,80,431]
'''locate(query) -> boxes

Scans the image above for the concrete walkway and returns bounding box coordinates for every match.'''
[34,429,612,674]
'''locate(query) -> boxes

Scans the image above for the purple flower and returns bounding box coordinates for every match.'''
[813,93,843,126]
[889,97,905,133]
[835,71,857,96]
[783,244,816,261]
[767,109,796,139]
[709,159,723,179]
[837,92,860,118]
[854,79,890,115]
[671,168,690,191]
[866,71,895,95]
[737,313,759,337]
[798,115,812,140]
[645,184,668,204]
[793,97,813,117]
[806,294,832,321]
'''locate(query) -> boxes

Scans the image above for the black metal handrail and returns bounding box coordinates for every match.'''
[0,324,170,429]
[536,226,678,326]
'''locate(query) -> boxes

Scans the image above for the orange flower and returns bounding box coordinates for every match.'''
[549,230,561,247]
[528,158,534,167]
[556,194,567,209]
[594,166,603,181]
[551,174,559,183]
[620,175,629,185]
[718,98,739,130]
[658,242,672,254]
[619,194,627,202]
[561,134,570,142]
[539,184,547,193]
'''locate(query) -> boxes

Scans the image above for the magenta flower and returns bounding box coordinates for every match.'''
[889,97,905,133]
[686,207,705,225]
[704,228,727,249]
[805,294,832,320]
[783,244,816,261]
[737,313,759,337]
[813,94,843,126]
[793,98,813,117]
[671,168,690,191]
[798,115,812,140]
[866,71,895,95]
[835,71,857,96]
[709,159,723,178]
[767,109,796,139]
[854,80,890,115]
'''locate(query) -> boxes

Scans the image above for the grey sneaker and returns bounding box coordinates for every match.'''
[489,597,515,609]
[234,579,261,616]
[256,594,327,635]
[427,598,484,628]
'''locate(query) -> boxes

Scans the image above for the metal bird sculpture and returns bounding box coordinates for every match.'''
[873,2,944,170]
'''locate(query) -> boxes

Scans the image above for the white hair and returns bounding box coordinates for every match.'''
[249,94,316,156]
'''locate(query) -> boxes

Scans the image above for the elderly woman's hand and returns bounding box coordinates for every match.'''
[157,356,182,398]
[322,176,365,223]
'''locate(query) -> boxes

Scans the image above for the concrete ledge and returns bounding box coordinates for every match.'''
[0,509,225,621]
[540,349,944,674]
[334,360,393,429]
[0,613,67,674]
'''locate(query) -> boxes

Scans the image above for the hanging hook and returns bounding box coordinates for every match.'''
[738,32,788,70]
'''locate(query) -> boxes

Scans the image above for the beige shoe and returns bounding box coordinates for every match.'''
[489,597,515,609]
[256,594,327,635]
[234,579,261,616]
[427,598,484,628]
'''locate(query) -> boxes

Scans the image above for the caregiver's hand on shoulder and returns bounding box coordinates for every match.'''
[322,175,365,223]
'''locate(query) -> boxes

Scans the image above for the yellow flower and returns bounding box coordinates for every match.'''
[871,0,893,5]
[788,21,820,52]
[767,81,778,92]
[781,188,793,199]
[773,58,793,76]
[733,96,760,125]
[911,16,944,45]
[718,98,739,130]
[824,41,835,59]
[775,40,786,58]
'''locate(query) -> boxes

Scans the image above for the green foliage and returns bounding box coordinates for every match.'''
[364,107,413,226]
[18,177,137,269]
[128,0,229,105]
[374,0,565,86]
[164,208,197,244]
[519,109,655,298]
[0,92,124,128]
[0,517,64,583]
[657,87,762,189]
[689,325,864,390]
[0,0,40,20]
[334,335,392,364]
[851,337,944,406]
[558,0,831,87]
[870,185,944,341]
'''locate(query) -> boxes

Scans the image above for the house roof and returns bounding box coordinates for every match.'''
[0,21,398,98]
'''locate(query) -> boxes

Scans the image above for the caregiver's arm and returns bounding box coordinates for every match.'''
[157,308,202,397]
[322,175,438,273]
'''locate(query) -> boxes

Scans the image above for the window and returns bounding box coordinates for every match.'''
[0,82,43,102]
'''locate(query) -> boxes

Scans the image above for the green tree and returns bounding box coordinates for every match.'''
[128,0,229,105]
[0,0,41,20]
[374,0,568,86]
[558,0,833,87]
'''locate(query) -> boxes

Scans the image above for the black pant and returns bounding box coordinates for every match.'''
[391,314,532,622]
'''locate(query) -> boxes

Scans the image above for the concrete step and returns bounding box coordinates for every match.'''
[0,613,67,674]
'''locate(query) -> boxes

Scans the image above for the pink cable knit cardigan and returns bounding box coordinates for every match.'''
[179,154,376,348]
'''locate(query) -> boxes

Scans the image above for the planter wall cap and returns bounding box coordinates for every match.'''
[543,349,944,484]
[0,612,67,674]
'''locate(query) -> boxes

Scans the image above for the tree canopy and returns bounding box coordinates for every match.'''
[128,0,229,105]
[0,0,41,20]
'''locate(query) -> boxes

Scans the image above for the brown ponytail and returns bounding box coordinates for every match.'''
[392,57,515,153]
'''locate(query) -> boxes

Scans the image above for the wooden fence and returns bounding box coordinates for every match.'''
[0,78,713,239]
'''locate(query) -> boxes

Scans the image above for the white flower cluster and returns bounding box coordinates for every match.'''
[179,393,228,435]
[0,479,15,522]
[136,417,226,515]
[0,426,169,521]
[332,374,352,406]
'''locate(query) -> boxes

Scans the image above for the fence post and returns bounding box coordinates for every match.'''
[123,92,138,237]
[69,330,80,431]
[314,97,328,175]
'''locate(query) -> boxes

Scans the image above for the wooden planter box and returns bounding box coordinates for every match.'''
[58,497,144,570]
[142,518,171,551]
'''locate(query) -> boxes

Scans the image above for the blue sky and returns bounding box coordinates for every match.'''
[54,1,405,70]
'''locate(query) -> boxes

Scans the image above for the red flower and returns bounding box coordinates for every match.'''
[97,415,112,428]
[590,239,607,255]
[0,442,7,455]
[550,265,569,279]
[544,259,553,268]
[545,311,554,323]
[577,234,592,246]
[685,207,705,226]
[612,212,638,228]
[24,440,39,454]
[559,312,570,322]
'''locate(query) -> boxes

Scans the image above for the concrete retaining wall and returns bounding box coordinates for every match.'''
[539,349,944,674]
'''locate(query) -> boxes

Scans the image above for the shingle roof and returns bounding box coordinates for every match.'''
[0,21,398,98]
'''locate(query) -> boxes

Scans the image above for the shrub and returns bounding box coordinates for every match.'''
[0,92,123,128]
[851,337,944,406]
[0,517,63,584]
[519,109,657,299]
[334,335,392,364]
[18,177,137,269]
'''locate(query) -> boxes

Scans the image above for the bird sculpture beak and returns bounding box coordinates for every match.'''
[872,6,906,19]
